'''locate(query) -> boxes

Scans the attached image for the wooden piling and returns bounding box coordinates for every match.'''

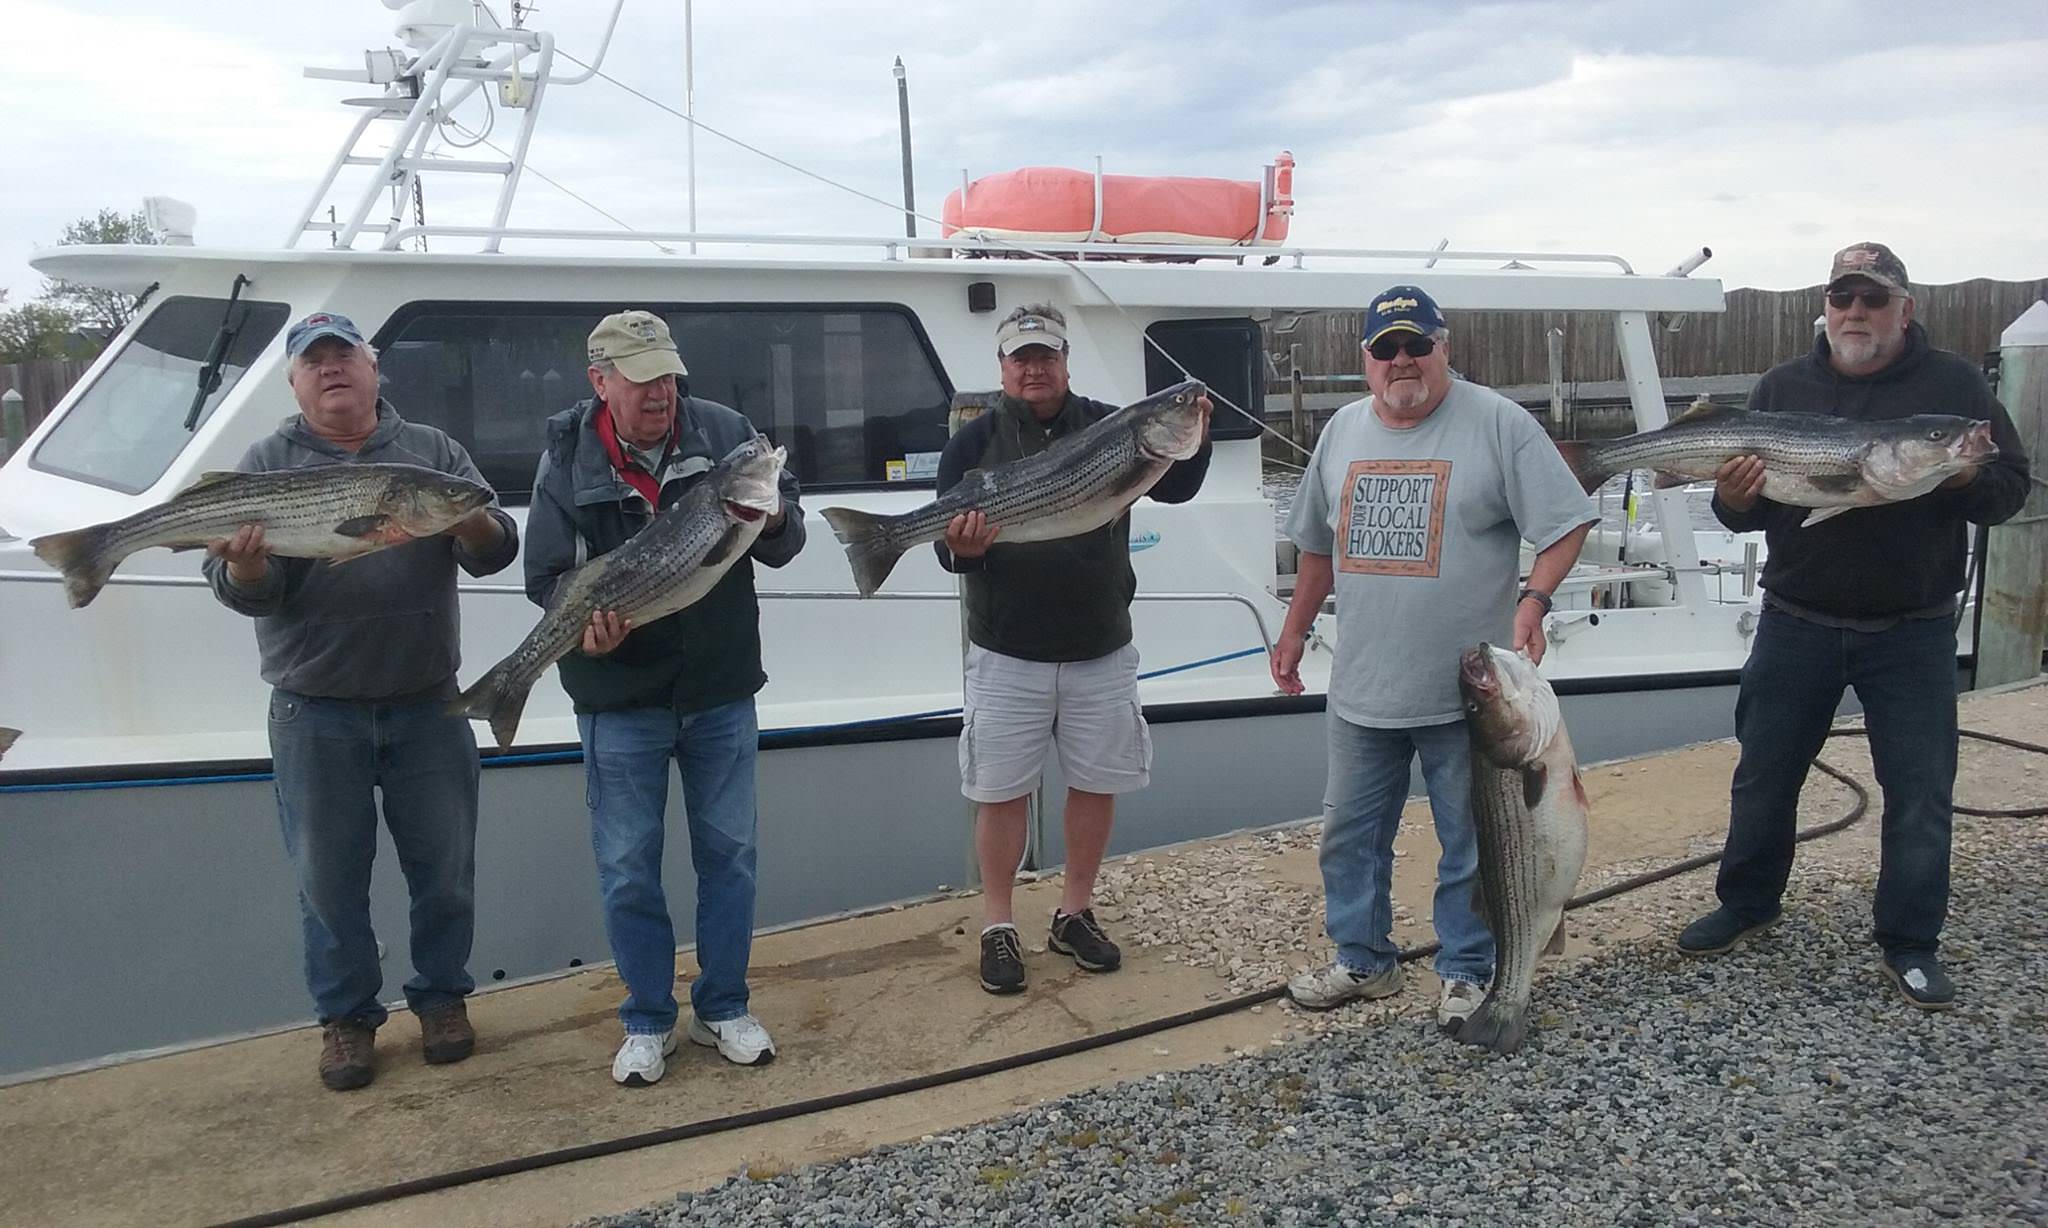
[1975,300,2048,688]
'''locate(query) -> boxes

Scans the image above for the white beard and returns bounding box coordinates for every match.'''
[1378,376,1432,412]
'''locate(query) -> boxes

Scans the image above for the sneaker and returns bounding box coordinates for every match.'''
[1677,906,1781,956]
[318,1020,377,1092]
[1436,978,1487,1031]
[980,925,1027,995]
[611,1029,677,1087]
[1048,908,1122,972]
[418,1001,475,1065]
[689,1013,777,1066]
[1287,960,1403,1010]
[1882,953,1957,1011]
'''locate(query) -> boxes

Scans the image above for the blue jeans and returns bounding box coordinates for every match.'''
[267,688,479,1028]
[579,699,761,1035]
[1319,714,1494,984]
[1719,607,1958,956]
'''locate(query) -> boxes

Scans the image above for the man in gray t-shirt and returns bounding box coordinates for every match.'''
[1269,285,1596,1031]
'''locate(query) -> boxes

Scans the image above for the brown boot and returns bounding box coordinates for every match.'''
[419,1001,475,1065]
[319,1020,376,1091]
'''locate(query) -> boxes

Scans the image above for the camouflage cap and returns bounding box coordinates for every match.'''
[587,310,688,383]
[1826,242,1909,294]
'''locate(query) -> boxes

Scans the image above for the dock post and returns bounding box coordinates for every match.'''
[1546,326,1566,434]
[1975,300,2048,687]
[0,389,22,460]
[1288,343,1306,450]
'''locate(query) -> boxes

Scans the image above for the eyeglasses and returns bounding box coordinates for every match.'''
[1826,288,1905,311]
[1367,334,1437,362]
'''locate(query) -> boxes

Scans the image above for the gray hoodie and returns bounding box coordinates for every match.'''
[202,402,519,700]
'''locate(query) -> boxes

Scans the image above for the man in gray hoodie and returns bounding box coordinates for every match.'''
[203,311,518,1091]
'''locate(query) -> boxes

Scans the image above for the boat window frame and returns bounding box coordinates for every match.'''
[28,293,292,495]
[1141,316,1268,443]
[372,299,959,504]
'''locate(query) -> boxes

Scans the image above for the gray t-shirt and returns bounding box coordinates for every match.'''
[1286,381,1596,727]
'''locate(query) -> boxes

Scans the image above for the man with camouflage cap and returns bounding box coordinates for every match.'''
[524,309,805,1086]
[1680,243,2031,1010]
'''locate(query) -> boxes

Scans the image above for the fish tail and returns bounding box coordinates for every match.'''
[1455,992,1529,1055]
[819,506,903,598]
[0,727,19,760]
[449,663,532,750]
[1552,440,1607,495]
[30,523,121,608]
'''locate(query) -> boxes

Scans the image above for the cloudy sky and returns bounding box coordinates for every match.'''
[2,0,2043,305]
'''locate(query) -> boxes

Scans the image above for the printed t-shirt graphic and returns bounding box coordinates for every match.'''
[1337,459,1452,577]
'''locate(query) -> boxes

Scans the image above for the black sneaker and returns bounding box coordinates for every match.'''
[980,925,1026,995]
[1677,906,1780,957]
[1049,908,1122,973]
[1882,953,1957,1011]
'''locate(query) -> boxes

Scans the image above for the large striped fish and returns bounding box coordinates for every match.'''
[1555,400,1997,527]
[1456,643,1588,1056]
[817,380,1208,597]
[451,437,786,749]
[29,463,493,608]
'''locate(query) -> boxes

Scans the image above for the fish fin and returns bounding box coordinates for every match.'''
[1454,993,1528,1055]
[449,662,533,750]
[0,727,19,760]
[1521,763,1549,811]
[1669,397,1732,425]
[1799,505,1855,528]
[1803,472,1865,493]
[1544,918,1567,956]
[166,543,206,553]
[818,506,905,598]
[1570,766,1589,812]
[30,523,121,608]
[1552,440,1606,496]
[333,514,392,538]
[183,470,244,492]
[1651,470,1691,490]
[701,523,745,568]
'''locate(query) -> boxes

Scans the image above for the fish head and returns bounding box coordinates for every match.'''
[382,469,494,533]
[716,436,787,523]
[1458,643,1562,767]
[1130,380,1210,462]
[1861,415,2000,499]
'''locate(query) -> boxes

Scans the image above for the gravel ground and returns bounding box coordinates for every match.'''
[586,792,2047,1228]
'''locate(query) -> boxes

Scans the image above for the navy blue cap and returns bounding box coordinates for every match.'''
[1363,286,1445,347]
[286,312,367,357]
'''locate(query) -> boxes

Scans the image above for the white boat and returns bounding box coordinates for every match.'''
[0,2,1863,1080]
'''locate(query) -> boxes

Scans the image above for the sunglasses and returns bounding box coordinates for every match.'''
[1826,288,1904,311]
[1368,334,1437,362]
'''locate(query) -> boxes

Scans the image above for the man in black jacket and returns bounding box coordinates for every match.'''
[525,310,805,1085]
[936,304,1212,995]
[1677,243,2031,1009]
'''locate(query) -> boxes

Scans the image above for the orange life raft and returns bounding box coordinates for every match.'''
[941,152,1294,247]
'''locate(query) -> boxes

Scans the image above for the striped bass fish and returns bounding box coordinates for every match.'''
[818,380,1208,597]
[30,463,493,608]
[452,437,786,749]
[1456,644,1588,1056]
[1555,399,1997,527]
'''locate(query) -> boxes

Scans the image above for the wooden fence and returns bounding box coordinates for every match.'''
[0,358,94,436]
[1270,278,2048,390]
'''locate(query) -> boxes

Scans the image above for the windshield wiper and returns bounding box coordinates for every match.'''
[184,273,253,431]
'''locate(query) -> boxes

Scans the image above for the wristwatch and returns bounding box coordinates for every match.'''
[1517,588,1554,614]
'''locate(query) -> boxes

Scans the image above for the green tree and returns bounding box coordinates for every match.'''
[0,298,84,362]
[39,208,160,337]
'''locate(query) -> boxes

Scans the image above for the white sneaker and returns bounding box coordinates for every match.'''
[611,1029,677,1087]
[1436,978,1487,1030]
[1286,960,1403,1010]
[688,1012,777,1066]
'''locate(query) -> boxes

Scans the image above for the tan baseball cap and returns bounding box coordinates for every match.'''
[587,310,688,383]
[995,310,1068,356]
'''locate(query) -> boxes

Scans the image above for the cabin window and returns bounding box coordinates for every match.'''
[1143,317,1266,442]
[374,302,954,500]
[31,295,290,494]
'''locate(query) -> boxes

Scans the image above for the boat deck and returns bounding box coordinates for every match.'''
[1,680,2041,1228]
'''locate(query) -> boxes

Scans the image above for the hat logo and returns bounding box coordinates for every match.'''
[1017,318,1044,331]
[1377,297,1419,312]
[305,314,333,326]
[632,320,658,341]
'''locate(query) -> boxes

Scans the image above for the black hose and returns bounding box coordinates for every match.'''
[207,727,2044,1228]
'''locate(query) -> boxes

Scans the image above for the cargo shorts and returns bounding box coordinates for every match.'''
[958,642,1153,803]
